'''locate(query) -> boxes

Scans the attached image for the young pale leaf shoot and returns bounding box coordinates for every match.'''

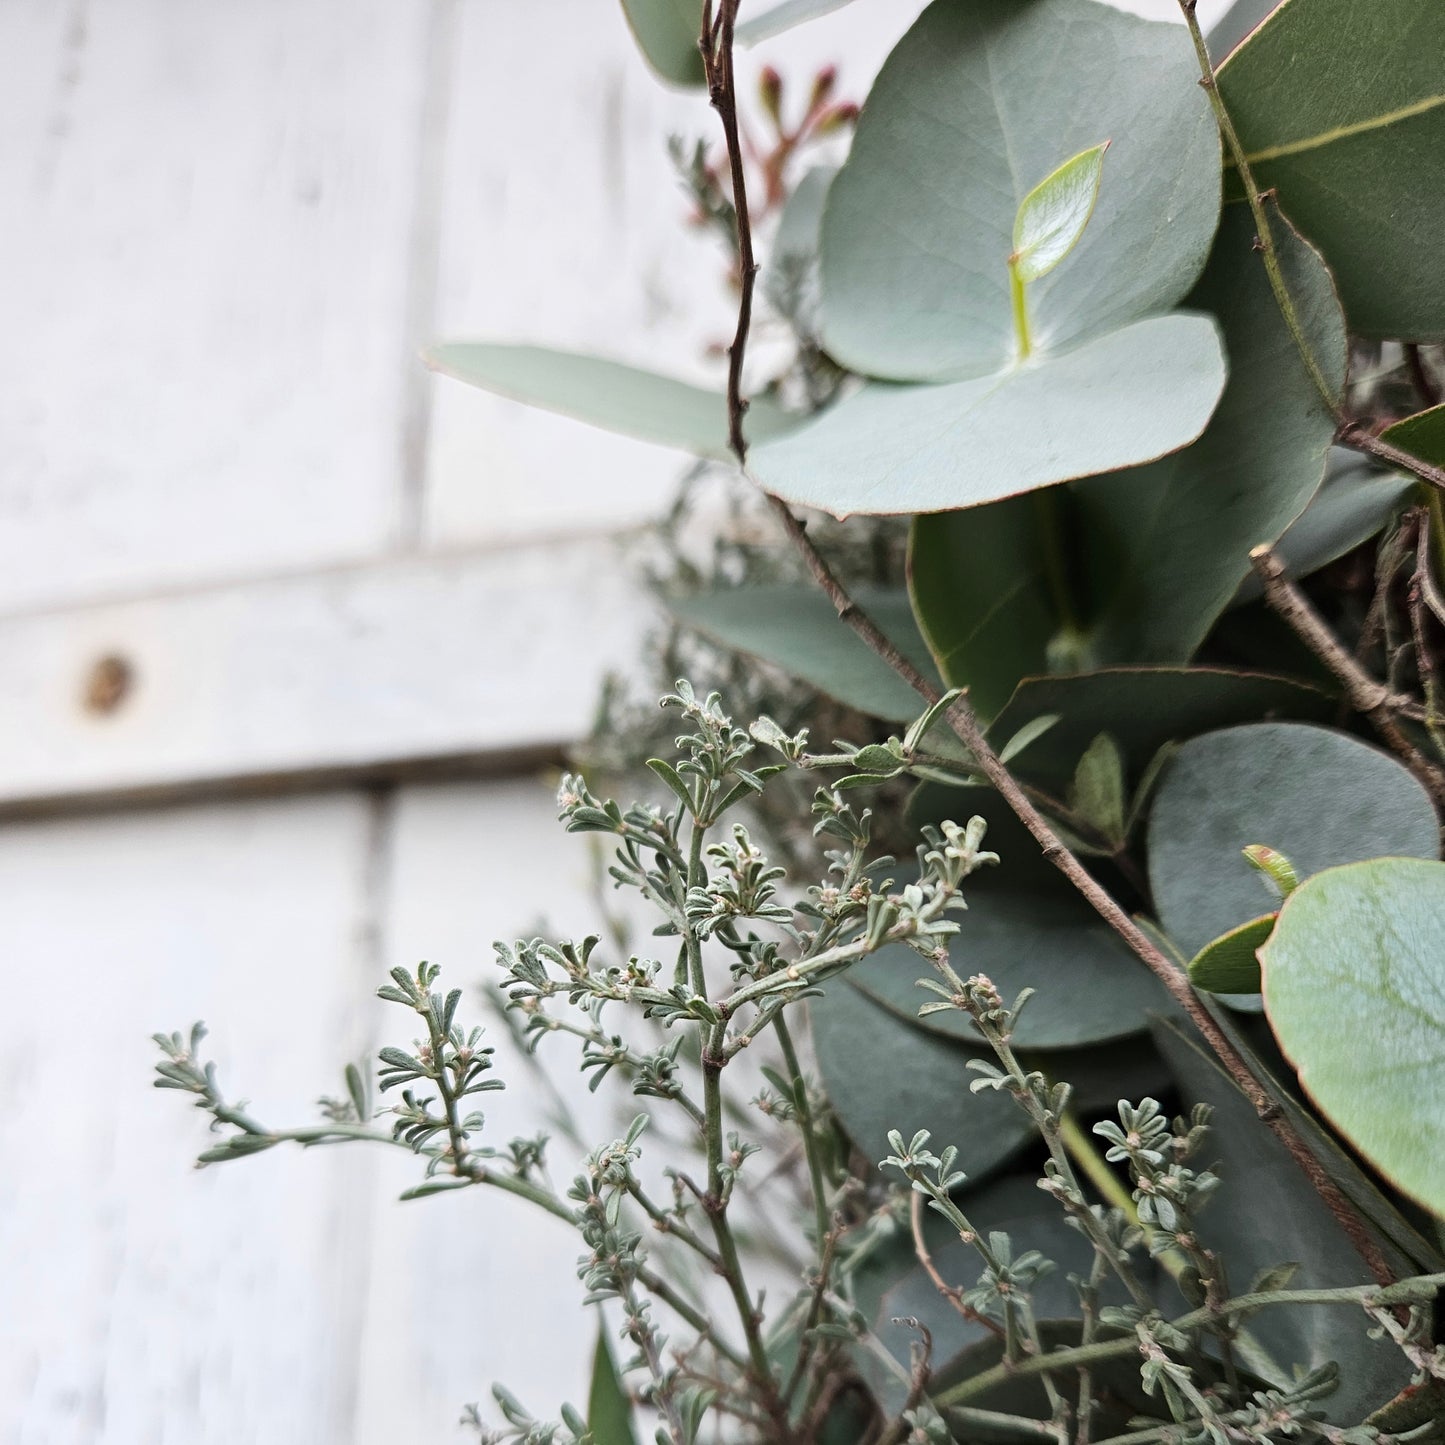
[1012,141,1111,284]
[1009,141,1109,359]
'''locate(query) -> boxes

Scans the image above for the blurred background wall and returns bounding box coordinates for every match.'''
[0,1,1228,1440]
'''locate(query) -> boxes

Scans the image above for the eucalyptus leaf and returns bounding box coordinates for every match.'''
[750,313,1226,517]
[618,0,705,86]
[1068,733,1125,845]
[908,497,1061,721]
[1152,1019,1413,1421]
[817,0,1221,382]
[666,585,940,721]
[587,1328,641,1445]
[1381,402,1445,470]
[984,668,1333,791]
[842,963,1171,1103]
[1146,723,1440,965]
[1261,857,1445,1213]
[1217,0,1445,340]
[425,344,799,462]
[1200,1004,1445,1277]
[1012,142,1109,286]
[1074,207,1347,663]
[1186,913,1274,995]
[1207,0,1282,60]
[736,0,858,44]
[808,979,1033,1180]
[762,166,834,314]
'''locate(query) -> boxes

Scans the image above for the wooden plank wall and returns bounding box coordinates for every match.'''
[0,1,1229,1439]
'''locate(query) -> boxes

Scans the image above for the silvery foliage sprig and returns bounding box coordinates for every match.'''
[155,679,1015,1445]
[875,971,1445,1442]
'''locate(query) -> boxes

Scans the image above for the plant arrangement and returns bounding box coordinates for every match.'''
[158,0,1445,1438]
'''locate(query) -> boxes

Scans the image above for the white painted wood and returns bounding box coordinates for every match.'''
[351,779,612,1443]
[421,0,930,550]
[0,540,651,810]
[0,794,380,1444]
[0,0,431,614]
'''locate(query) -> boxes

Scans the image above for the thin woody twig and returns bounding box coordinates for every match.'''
[910,1191,1005,1339]
[1250,544,1445,811]
[1340,420,1445,498]
[700,0,1397,1291]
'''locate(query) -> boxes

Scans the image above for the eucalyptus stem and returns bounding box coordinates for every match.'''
[1250,543,1445,809]
[1175,0,1339,419]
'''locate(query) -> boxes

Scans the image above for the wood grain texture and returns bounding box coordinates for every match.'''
[0,794,381,1444]
[0,0,431,613]
[0,540,651,811]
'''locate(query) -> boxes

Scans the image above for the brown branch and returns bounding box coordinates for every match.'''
[1340,420,1445,497]
[1250,544,1445,811]
[910,1190,1005,1339]
[699,0,1396,1292]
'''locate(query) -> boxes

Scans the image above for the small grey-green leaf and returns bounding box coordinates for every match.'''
[1069,733,1126,844]
[1186,913,1274,994]
[1012,142,1109,285]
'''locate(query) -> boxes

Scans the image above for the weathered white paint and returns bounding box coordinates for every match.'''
[0,1,434,614]
[0,540,650,812]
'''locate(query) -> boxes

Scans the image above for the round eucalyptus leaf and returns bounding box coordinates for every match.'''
[750,312,1226,518]
[1261,858,1445,1213]
[1381,402,1445,471]
[817,0,1220,382]
[1230,448,1415,608]
[1146,723,1439,963]
[808,979,1033,1182]
[842,964,1172,1104]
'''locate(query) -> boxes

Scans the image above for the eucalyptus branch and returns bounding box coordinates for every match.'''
[1175,0,1340,419]
[1250,544,1445,810]
[1340,421,1445,498]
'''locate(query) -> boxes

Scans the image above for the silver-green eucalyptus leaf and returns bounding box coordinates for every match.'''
[818,0,1220,382]
[750,312,1226,517]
